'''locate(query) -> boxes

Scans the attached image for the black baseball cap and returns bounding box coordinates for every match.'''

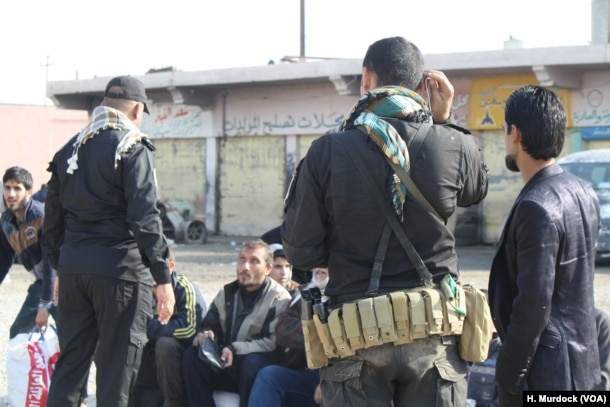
[104,76,150,114]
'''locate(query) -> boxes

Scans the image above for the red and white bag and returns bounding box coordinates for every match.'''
[7,326,60,407]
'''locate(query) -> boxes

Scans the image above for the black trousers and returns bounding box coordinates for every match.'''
[134,337,189,407]
[47,273,152,407]
[182,345,273,407]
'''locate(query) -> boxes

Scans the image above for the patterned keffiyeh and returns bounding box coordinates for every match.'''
[340,86,432,217]
[66,106,149,174]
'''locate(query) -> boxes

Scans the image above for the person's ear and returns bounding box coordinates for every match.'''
[361,67,377,95]
[506,124,524,151]
[507,124,520,142]
[135,102,145,120]
[512,125,523,147]
[415,76,427,96]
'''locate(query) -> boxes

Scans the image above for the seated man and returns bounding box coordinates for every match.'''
[182,239,291,407]
[248,267,329,407]
[269,245,299,296]
[260,226,311,284]
[133,248,207,407]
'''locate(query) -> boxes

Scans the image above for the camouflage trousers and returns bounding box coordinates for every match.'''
[320,335,467,407]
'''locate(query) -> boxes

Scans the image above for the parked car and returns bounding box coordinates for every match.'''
[558,149,610,261]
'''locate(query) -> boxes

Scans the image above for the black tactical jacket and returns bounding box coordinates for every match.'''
[282,120,488,304]
[43,128,170,285]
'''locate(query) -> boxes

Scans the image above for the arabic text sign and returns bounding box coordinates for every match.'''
[572,72,610,127]
[581,126,610,140]
[141,104,211,138]
[224,112,345,136]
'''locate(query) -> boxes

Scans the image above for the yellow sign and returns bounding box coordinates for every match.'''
[467,74,572,130]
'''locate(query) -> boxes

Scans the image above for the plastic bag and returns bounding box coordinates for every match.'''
[7,326,60,407]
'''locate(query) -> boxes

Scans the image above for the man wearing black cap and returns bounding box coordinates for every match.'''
[104,75,151,114]
[44,75,175,407]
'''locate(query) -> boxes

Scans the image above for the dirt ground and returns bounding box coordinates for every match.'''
[1,235,609,406]
[0,235,245,407]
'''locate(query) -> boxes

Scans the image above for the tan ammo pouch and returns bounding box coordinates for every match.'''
[458,284,493,363]
[304,284,467,364]
[312,314,337,360]
[302,317,329,369]
[357,298,383,347]
[328,308,354,357]
[342,302,364,351]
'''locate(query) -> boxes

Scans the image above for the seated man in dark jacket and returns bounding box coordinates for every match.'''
[133,248,206,407]
[248,267,329,407]
[182,239,290,407]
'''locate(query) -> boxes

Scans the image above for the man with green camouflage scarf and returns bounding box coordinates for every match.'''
[282,37,489,406]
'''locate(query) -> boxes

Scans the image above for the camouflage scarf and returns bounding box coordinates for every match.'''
[341,86,432,216]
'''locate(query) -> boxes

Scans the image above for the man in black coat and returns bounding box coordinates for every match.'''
[44,76,175,407]
[489,85,601,405]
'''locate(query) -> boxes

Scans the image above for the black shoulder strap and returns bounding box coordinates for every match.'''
[408,122,432,161]
[337,135,434,293]
[383,122,444,224]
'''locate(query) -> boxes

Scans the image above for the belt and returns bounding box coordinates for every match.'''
[330,286,429,307]
[333,287,464,355]
[302,286,465,369]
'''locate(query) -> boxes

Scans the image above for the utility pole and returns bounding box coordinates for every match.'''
[300,0,305,61]
[41,52,53,106]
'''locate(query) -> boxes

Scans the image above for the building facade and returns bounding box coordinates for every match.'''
[46,41,610,243]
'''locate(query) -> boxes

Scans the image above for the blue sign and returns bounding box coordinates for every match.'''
[581,127,610,140]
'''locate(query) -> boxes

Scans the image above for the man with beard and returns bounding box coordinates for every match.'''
[489,85,601,405]
[282,36,489,406]
[0,166,56,338]
[182,239,291,407]
[248,267,329,407]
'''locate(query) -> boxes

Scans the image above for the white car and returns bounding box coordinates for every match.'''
[558,149,610,261]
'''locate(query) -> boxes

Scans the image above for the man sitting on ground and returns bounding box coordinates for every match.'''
[182,239,291,407]
[248,267,329,407]
[133,248,207,407]
[269,245,299,296]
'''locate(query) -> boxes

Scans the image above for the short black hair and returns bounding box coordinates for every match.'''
[362,36,425,90]
[505,85,566,160]
[273,250,287,260]
[3,166,33,190]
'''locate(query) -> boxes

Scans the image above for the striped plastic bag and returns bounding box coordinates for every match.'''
[7,326,60,407]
